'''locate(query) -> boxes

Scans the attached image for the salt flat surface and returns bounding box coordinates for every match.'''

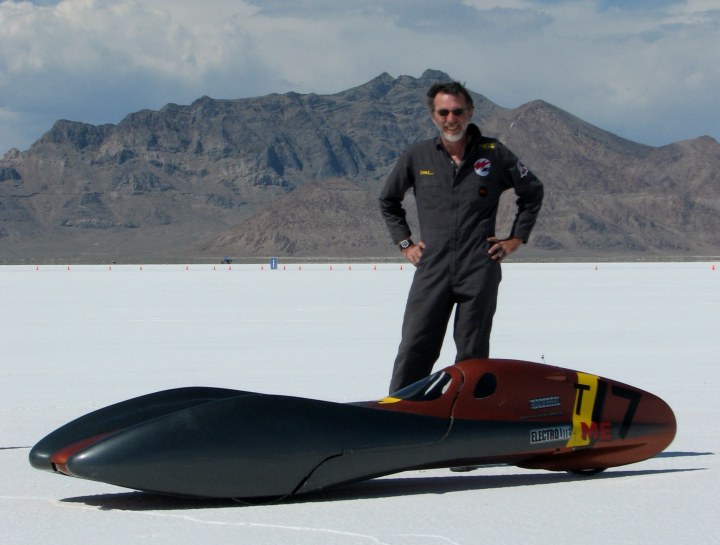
[2,262,718,545]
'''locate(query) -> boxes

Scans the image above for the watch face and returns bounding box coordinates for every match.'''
[400,239,410,249]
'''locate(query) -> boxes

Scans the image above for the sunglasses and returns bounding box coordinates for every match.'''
[435,108,466,117]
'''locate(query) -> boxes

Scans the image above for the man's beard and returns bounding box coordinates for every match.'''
[434,120,467,143]
[441,128,466,143]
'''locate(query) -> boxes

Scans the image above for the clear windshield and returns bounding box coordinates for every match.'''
[389,371,452,401]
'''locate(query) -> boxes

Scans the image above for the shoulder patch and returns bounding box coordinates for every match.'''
[517,160,529,178]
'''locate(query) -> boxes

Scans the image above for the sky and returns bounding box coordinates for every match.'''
[1,0,719,155]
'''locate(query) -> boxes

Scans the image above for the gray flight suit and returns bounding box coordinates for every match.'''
[379,124,544,393]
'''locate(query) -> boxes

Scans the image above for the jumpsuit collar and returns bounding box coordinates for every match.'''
[433,123,484,169]
[433,123,483,154]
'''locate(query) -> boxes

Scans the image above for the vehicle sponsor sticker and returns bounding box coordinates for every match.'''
[530,425,572,444]
[529,396,561,410]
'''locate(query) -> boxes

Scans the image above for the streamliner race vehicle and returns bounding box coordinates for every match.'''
[29,358,676,499]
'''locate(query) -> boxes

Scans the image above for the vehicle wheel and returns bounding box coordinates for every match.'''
[570,468,606,476]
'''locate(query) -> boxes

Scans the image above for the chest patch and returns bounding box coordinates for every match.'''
[474,158,492,177]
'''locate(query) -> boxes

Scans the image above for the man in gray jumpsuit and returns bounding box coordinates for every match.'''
[379,81,544,393]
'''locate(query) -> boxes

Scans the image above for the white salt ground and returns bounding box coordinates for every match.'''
[1,262,717,545]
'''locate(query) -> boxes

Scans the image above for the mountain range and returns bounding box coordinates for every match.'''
[1,69,718,263]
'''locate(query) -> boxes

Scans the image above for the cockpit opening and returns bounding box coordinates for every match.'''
[474,373,497,399]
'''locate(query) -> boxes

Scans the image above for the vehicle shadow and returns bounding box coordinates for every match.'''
[306,465,705,503]
[61,452,711,511]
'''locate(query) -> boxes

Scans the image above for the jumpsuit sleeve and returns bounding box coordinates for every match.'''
[499,143,544,243]
[378,150,416,244]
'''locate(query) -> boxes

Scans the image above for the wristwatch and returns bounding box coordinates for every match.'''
[399,239,413,250]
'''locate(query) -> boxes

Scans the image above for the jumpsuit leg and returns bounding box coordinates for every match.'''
[453,261,502,362]
[389,266,454,393]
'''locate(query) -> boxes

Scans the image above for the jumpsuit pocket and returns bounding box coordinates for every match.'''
[477,238,499,264]
[415,180,444,211]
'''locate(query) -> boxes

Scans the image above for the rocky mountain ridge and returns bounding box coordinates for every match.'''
[1,69,718,263]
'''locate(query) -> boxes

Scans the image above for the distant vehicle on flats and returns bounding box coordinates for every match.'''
[29,358,676,500]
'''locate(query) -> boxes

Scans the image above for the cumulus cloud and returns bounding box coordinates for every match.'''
[0,0,718,154]
[459,0,720,144]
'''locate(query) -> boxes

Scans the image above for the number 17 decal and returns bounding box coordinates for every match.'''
[567,372,642,448]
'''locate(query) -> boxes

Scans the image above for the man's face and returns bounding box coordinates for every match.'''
[430,92,473,144]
